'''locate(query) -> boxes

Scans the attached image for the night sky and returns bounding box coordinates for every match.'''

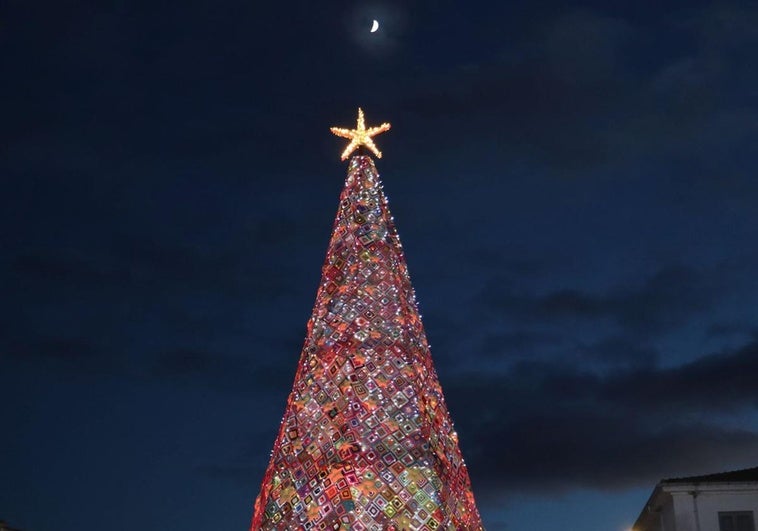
[2,1,758,530]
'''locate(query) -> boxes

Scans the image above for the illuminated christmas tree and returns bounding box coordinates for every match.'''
[251,109,483,530]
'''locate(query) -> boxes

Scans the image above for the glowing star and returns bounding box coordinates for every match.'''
[330,108,391,161]
[370,19,379,32]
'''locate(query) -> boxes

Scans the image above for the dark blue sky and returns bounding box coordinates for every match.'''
[2,1,758,530]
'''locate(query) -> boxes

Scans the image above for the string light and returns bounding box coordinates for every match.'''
[250,125,483,530]
[330,108,391,160]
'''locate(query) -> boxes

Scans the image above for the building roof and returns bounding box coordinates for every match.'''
[662,466,758,485]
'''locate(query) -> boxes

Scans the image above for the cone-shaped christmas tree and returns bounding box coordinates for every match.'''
[251,110,483,530]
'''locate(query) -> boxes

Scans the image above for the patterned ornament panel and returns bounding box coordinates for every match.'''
[251,156,483,530]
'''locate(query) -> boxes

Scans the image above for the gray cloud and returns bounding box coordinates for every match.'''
[605,341,758,412]
[389,4,758,181]
[578,335,659,369]
[197,463,262,486]
[3,336,125,376]
[481,265,720,337]
[445,339,758,494]
[471,414,758,497]
[150,348,295,394]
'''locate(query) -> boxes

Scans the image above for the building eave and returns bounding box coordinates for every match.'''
[662,481,758,494]
[633,483,669,531]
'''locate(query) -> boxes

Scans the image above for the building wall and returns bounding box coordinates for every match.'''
[665,484,758,531]
[672,492,698,531]
[635,493,676,531]
[662,497,676,531]
[694,489,758,531]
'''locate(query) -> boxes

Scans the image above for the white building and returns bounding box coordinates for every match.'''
[634,467,758,531]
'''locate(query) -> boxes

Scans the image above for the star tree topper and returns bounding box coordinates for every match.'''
[330,108,391,160]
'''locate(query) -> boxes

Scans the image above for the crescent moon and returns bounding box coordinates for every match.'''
[370,20,379,33]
